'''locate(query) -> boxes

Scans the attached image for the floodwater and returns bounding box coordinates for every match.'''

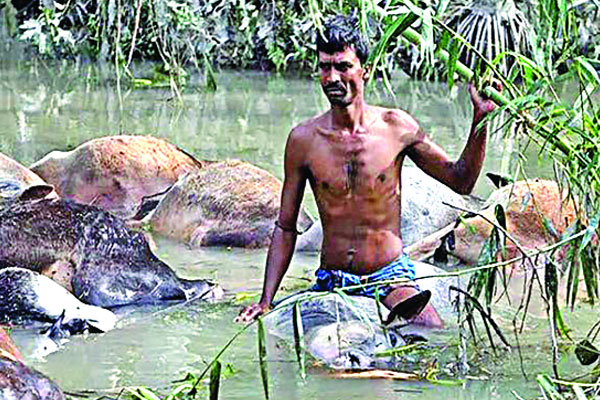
[0,55,585,400]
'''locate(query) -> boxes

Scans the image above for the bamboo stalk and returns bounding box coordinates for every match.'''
[400,27,578,160]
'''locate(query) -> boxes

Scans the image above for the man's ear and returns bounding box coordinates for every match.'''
[362,65,371,82]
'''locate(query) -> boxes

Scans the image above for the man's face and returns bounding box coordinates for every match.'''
[318,47,365,108]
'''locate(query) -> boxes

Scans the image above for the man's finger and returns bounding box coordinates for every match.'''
[467,82,477,97]
[467,82,485,102]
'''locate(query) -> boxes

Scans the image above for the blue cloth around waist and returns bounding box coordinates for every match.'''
[311,253,416,299]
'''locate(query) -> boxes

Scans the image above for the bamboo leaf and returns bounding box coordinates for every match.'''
[367,12,418,88]
[165,382,193,400]
[572,385,587,400]
[127,387,161,400]
[402,1,425,18]
[536,374,562,400]
[580,249,598,305]
[566,240,580,309]
[447,37,460,91]
[579,212,599,252]
[209,360,222,400]
[519,191,530,212]
[542,216,560,240]
[494,205,507,231]
[257,318,269,400]
[435,0,450,15]
[437,30,449,53]
[545,260,558,302]
[575,339,600,366]
[554,302,570,338]
[574,57,600,86]
[374,343,423,357]
[292,302,306,380]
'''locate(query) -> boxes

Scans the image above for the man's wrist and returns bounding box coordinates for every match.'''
[274,220,302,234]
[258,297,272,308]
[473,109,488,123]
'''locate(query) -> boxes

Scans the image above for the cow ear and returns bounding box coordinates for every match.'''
[486,172,513,189]
[19,185,54,201]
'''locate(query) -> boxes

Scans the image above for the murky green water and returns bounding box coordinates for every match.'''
[0,55,583,399]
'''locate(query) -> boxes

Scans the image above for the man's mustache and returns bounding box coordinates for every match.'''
[324,83,345,92]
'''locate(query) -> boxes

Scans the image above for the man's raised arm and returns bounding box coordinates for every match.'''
[235,128,308,323]
[405,84,497,194]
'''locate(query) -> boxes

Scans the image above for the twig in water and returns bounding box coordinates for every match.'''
[449,286,511,349]
[512,319,528,381]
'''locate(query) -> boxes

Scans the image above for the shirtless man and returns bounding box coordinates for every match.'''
[236,14,496,327]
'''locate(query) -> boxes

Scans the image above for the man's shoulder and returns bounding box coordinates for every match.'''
[288,112,329,140]
[371,105,419,133]
[293,111,329,131]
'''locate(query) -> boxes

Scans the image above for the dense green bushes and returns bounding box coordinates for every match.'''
[1,0,328,71]
[1,0,598,81]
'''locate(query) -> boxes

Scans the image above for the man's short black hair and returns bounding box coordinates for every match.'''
[316,14,369,66]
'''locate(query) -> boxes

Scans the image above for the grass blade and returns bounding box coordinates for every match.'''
[257,318,269,400]
[209,360,222,400]
[292,302,306,380]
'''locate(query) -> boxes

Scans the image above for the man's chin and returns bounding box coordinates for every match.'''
[327,96,352,108]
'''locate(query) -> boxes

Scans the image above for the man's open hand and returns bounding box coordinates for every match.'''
[234,302,271,323]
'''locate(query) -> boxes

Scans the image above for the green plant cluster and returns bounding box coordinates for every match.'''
[3,0,599,83]
[1,0,350,71]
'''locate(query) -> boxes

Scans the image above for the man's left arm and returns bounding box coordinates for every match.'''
[406,84,497,194]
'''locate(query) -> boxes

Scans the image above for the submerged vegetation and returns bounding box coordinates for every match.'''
[1,0,600,398]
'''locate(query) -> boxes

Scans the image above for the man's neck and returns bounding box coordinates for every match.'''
[330,99,368,134]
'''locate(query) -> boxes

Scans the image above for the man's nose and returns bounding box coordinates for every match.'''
[322,68,340,84]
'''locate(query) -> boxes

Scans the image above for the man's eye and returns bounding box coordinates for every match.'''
[335,64,350,72]
[319,63,331,70]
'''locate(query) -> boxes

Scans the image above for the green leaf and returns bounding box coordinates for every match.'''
[536,374,563,400]
[580,249,598,305]
[573,385,587,400]
[446,37,460,91]
[257,318,269,400]
[542,216,559,240]
[292,302,306,380]
[127,387,161,400]
[165,382,193,400]
[545,260,558,301]
[494,205,507,231]
[554,303,570,339]
[579,212,599,252]
[566,241,581,309]
[222,363,237,379]
[575,339,600,366]
[367,12,418,88]
[437,30,449,53]
[374,343,423,357]
[574,57,600,87]
[210,360,221,400]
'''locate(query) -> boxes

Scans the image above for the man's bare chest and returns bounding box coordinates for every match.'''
[306,132,403,197]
